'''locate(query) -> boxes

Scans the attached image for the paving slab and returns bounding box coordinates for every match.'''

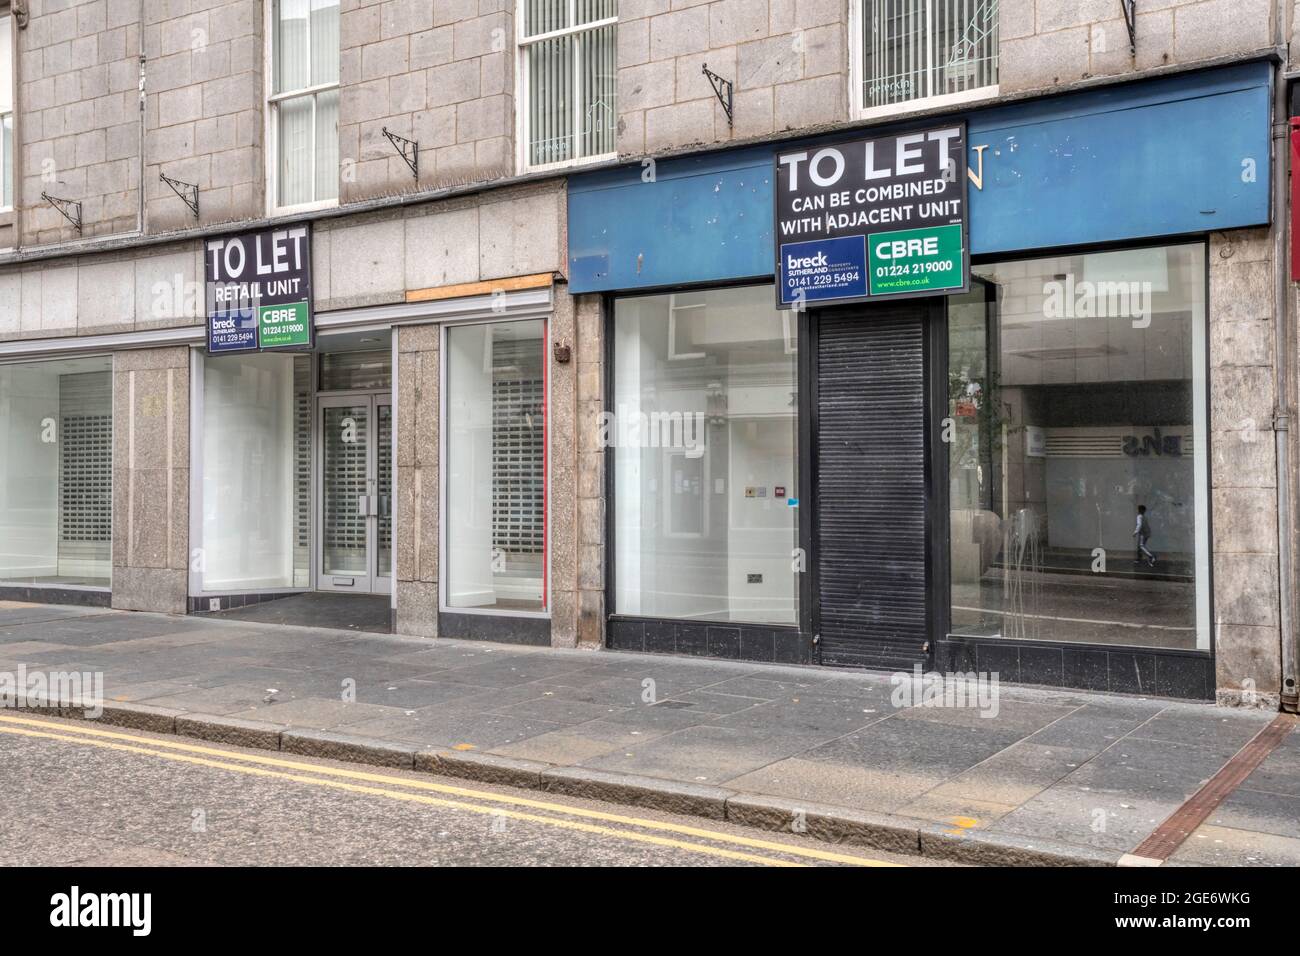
[0,603,1292,866]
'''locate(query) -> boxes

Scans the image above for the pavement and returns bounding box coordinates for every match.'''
[1,600,1297,867]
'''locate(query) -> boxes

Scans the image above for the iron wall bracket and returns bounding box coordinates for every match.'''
[382,127,419,180]
[41,192,82,233]
[160,172,200,219]
[1121,0,1136,56]
[702,64,734,128]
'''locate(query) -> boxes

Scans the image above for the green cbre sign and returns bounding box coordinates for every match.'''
[868,223,965,296]
[258,301,311,348]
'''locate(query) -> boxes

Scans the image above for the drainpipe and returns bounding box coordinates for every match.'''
[1275,0,1298,713]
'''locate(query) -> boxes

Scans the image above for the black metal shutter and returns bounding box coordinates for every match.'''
[816,310,929,669]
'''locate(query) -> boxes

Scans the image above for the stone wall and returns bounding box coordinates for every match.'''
[1209,229,1283,704]
[0,239,204,339]
[1000,0,1277,94]
[142,0,263,232]
[111,345,189,614]
[19,0,142,244]
[618,0,848,157]
[339,0,513,203]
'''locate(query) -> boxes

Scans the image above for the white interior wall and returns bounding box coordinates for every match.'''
[445,324,496,607]
[202,353,296,590]
[0,365,58,579]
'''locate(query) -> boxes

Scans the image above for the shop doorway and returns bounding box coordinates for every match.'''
[315,392,393,595]
[813,304,939,669]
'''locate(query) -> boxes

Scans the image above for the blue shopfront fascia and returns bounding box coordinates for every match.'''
[567,62,1272,293]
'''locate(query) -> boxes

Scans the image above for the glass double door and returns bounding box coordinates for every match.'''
[317,394,392,594]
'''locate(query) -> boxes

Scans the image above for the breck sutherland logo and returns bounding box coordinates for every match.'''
[50,886,151,936]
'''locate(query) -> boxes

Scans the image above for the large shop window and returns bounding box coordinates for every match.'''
[613,286,799,626]
[858,0,999,115]
[445,320,548,613]
[519,0,617,170]
[201,353,312,591]
[0,357,112,589]
[948,243,1210,650]
[271,0,340,209]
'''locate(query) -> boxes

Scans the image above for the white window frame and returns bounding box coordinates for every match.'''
[0,9,14,213]
[849,0,999,121]
[264,0,340,216]
[514,0,618,175]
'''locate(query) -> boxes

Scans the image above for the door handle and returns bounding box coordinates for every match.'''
[357,495,371,517]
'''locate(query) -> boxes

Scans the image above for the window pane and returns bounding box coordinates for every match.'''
[322,404,370,576]
[863,0,928,108]
[320,350,392,392]
[277,94,313,206]
[0,358,113,590]
[446,320,547,612]
[528,35,573,167]
[314,88,339,202]
[579,24,616,158]
[613,286,799,626]
[0,15,12,111]
[310,0,340,86]
[933,0,999,95]
[274,0,311,95]
[862,0,999,109]
[524,0,570,37]
[202,353,312,591]
[2,114,11,209]
[948,244,1209,650]
[576,0,617,24]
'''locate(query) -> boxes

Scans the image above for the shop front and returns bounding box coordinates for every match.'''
[568,62,1274,699]
[189,220,556,641]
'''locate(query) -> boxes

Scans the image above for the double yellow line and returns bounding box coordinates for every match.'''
[0,713,905,868]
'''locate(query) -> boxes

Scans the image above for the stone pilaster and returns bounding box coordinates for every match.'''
[111,346,189,614]
[395,322,440,637]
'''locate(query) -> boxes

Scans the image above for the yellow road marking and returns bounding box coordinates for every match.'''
[0,714,905,867]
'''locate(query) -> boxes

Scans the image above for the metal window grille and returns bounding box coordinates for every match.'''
[862,0,999,110]
[491,338,544,557]
[293,357,312,585]
[323,408,368,559]
[57,371,112,576]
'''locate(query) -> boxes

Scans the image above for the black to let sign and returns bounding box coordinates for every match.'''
[775,123,969,308]
[205,224,314,353]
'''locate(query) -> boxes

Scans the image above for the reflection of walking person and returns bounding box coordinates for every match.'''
[1133,505,1157,567]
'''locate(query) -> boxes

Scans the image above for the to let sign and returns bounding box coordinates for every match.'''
[774,123,969,308]
[206,224,313,353]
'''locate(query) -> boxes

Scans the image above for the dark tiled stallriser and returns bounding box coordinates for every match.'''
[935,637,1213,700]
[0,586,111,608]
[609,617,811,665]
[188,592,308,614]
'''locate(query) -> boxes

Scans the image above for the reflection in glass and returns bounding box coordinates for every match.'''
[202,353,312,590]
[0,357,112,588]
[446,320,547,612]
[613,285,799,626]
[948,244,1209,649]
